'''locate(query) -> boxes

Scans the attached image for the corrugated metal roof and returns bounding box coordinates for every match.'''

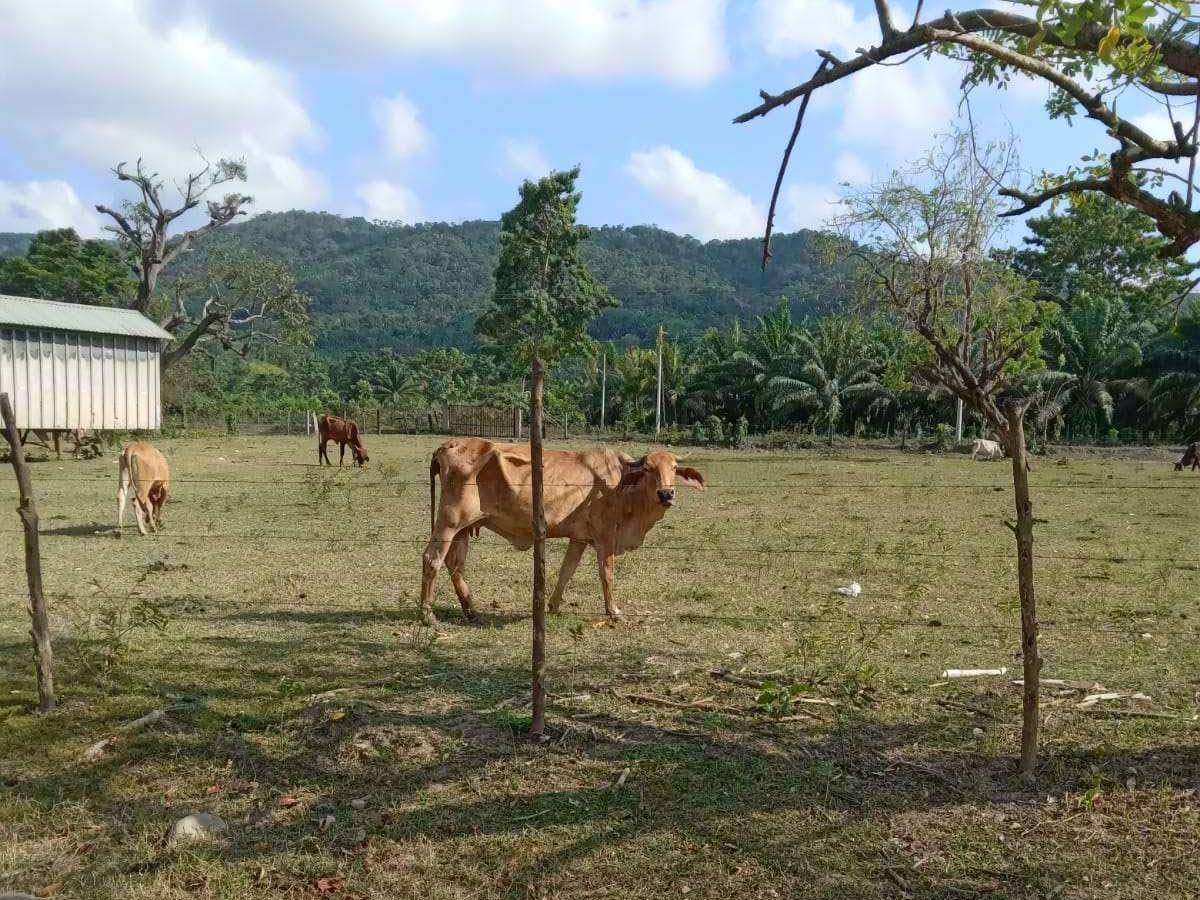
[0,294,173,341]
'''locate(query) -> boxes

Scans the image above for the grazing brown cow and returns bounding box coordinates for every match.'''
[421,438,705,626]
[1175,442,1199,472]
[117,442,170,535]
[318,415,369,466]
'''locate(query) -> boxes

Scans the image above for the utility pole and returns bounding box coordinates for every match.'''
[600,348,607,431]
[655,325,664,435]
[956,398,964,443]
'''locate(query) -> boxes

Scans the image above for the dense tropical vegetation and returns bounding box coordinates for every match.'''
[1,196,1197,444]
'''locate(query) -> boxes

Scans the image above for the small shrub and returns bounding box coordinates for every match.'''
[734,416,750,448]
[704,415,725,445]
[932,423,955,451]
[77,593,172,680]
[690,421,707,445]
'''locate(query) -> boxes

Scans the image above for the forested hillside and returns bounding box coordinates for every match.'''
[172,212,856,354]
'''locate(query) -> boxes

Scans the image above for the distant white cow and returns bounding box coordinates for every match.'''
[971,438,1005,461]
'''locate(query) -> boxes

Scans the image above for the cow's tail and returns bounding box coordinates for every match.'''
[429,451,440,533]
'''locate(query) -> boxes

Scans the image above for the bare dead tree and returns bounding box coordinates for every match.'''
[95,155,252,318]
[834,131,1055,778]
[739,2,1200,258]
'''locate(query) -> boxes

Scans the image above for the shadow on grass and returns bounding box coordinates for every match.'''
[38,521,116,537]
[6,618,1200,897]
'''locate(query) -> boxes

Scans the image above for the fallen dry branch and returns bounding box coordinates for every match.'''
[934,697,1004,721]
[1075,691,1152,709]
[1085,708,1181,720]
[614,691,748,716]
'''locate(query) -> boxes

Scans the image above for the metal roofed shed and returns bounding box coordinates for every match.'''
[0,294,173,431]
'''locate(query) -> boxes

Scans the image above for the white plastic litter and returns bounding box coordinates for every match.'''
[834,582,862,597]
[940,667,1008,679]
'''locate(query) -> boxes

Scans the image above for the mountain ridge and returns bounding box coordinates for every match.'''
[3,211,857,353]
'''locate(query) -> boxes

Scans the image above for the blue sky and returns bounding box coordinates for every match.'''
[0,1,1182,246]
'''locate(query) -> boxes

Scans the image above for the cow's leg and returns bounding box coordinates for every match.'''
[117,463,130,528]
[133,497,150,536]
[596,547,621,619]
[445,531,478,622]
[318,439,328,465]
[549,540,587,613]
[52,431,62,460]
[339,442,346,466]
[420,528,462,627]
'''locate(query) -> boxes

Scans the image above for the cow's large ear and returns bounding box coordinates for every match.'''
[677,466,705,489]
[618,456,647,488]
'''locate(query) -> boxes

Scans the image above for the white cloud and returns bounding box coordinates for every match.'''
[356,179,423,223]
[190,0,729,85]
[749,0,958,158]
[0,1,326,221]
[1131,110,1175,141]
[626,146,762,240]
[500,137,552,181]
[751,0,875,59]
[0,180,102,236]
[838,62,954,156]
[780,182,844,230]
[371,95,431,162]
[834,152,871,185]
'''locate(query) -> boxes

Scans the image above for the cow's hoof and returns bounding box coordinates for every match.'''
[420,613,439,628]
[605,608,622,621]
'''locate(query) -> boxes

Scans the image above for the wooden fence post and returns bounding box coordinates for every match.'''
[0,393,55,713]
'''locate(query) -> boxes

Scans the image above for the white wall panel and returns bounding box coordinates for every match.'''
[0,327,163,430]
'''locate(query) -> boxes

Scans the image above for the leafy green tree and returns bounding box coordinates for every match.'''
[475,167,614,737]
[162,247,312,369]
[0,229,135,305]
[1010,198,1198,325]
[1043,292,1155,438]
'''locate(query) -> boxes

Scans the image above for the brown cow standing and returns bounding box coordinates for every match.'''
[117,442,170,535]
[421,438,704,626]
[1175,442,1199,471]
[318,415,369,467]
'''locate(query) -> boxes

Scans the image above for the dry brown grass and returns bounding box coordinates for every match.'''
[1,434,1199,899]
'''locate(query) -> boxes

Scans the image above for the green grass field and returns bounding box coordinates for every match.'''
[2,434,1199,899]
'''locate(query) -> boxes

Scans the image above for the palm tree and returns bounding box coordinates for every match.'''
[1148,303,1200,437]
[766,316,885,443]
[1044,292,1154,440]
[370,357,424,412]
[1020,370,1076,445]
[613,346,656,434]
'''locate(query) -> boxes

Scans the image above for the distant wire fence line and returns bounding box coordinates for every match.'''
[8,528,1198,566]
[0,590,1196,640]
[4,472,1196,491]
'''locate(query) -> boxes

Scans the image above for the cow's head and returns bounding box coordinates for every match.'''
[353,445,369,466]
[620,450,705,508]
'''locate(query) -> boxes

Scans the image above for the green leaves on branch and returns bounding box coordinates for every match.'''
[476,166,615,365]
